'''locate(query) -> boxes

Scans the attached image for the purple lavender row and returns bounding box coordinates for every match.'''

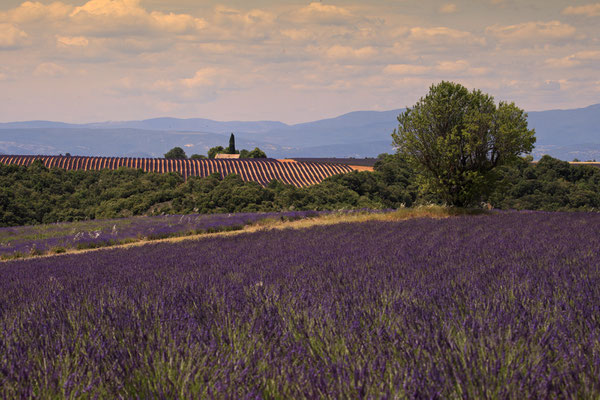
[0,210,324,257]
[1,211,599,397]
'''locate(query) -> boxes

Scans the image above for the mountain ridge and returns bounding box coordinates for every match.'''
[0,104,598,160]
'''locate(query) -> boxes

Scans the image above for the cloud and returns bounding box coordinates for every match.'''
[0,23,28,49]
[486,21,577,44]
[383,64,431,75]
[69,0,144,18]
[408,26,485,46]
[180,68,222,88]
[562,3,600,17]
[325,45,378,61]
[281,28,316,42]
[56,35,88,47]
[383,60,490,78]
[1,0,206,39]
[0,72,7,81]
[67,0,206,36]
[534,80,562,91]
[436,60,487,75]
[546,50,600,68]
[0,1,72,24]
[205,6,276,41]
[114,67,260,104]
[439,4,458,14]
[33,62,68,77]
[291,2,354,25]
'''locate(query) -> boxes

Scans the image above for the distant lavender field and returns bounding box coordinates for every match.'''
[1,211,600,397]
[0,211,321,258]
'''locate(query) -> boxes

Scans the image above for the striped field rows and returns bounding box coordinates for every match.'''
[0,155,354,187]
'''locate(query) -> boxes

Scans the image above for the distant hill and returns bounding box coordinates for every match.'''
[84,118,288,134]
[0,104,598,160]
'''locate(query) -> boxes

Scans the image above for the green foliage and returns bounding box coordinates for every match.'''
[489,155,600,211]
[208,146,225,159]
[0,155,417,227]
[2,153,599,227]
[239,149,250,158]
[248,147,267,158]
[164,147,187,159]
[190,154,206,159]
[226,133,238,154]
[392,81,536,207]
[240,147,267,159]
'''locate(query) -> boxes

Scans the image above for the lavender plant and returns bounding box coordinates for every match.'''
[1,211,599,398]
[0,211,322,258]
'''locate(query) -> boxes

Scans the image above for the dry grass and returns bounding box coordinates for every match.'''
[2,206,485,262]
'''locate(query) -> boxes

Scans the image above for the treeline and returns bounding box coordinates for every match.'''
[0,155,414,227]
[164,135,267,159]
[490,155,600,210]
[1,154,598,227]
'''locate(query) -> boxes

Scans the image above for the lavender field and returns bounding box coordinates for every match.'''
[0,211,321,259]
[1,211,600,398]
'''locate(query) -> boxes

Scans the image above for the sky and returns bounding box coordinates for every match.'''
[0,0,599,124]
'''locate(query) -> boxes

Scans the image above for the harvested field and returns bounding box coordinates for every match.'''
[0,155,353,187]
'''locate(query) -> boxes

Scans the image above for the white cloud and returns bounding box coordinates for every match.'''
[486,21,577,44]
[205,6,276,41]
[67,0,206,36]
[437,60,471,73]
[562,3,600,17]
[546,50,600,68]
[69,0,144,18]
[33,62,67,77]
[180,68,222,88]
[281,29,316,42]
[114,67,260,104]
[1,0,206,38]
[408,26,485,46]
[0,1,72,24]
[384,60,489,77]
[0,23,28,49]
[291,2,354,25]
[325,45,378,61]
[149,11,206,33]
[439,4,458,14]
[383,64,431,75]
[56,35,88,47]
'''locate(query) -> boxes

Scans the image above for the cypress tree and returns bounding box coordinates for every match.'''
[227,133,236,154]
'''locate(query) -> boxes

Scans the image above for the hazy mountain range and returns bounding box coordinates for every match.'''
[0,104,598,161]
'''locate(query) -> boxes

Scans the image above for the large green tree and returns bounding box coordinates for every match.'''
[392,81,536,207]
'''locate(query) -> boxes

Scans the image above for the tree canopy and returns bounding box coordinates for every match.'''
[164,147,187,159]
[208,146,225,159]
[392,81,536,207]
[240,147,267,159]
